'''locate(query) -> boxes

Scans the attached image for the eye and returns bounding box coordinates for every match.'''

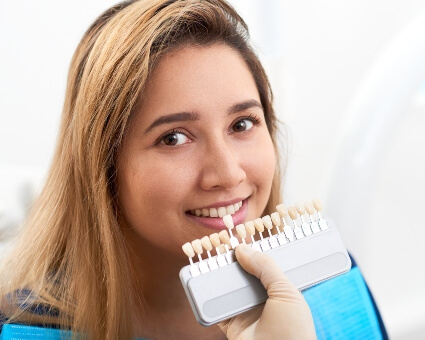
[231,116,259,133]
[160,130,190,146]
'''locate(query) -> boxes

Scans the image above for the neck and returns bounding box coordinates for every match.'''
[124,229,225,339]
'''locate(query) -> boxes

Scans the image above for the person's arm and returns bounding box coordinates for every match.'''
[218,244,316,340]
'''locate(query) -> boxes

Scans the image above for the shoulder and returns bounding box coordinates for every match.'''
[0,289,61,334]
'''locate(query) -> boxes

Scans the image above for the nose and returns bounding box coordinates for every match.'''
[199,140,247,191]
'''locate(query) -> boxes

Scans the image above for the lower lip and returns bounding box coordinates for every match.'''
[186,200,249,231]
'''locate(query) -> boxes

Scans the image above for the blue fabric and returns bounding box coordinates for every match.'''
[0,324,72,339]
[0,324,147,340]
[303,267,384,339]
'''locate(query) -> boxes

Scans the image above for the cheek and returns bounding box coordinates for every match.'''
[243,134,276,209]
[116,153,198,247]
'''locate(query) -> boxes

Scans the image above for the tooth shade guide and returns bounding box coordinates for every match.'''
[180,207,352,327]
[182,242,195,258]
[244,221,259,250]
[221,214,239,248]
[209,233,227,268]
[270,211,287,245]
[183,199,329,277]
[296,203,312,236]
[301,202,318,233]
[262,215,273,230]
[200,236,218,270]
[260,215,276,247]
[218,230,230,245]
[254,218,265,233]
[209,233,220,247]
[182,242,201,277]
[305,202,315,216]
[191,239,203,255]
[218,230,234,263]
[254,218,271,251]
[312,199,328,230]
[270,212,281,227]
[288,206,305,240]
[276,204,288,218]
[244,221,255,236]
[236,224,247,244]
[313,199,322,212]
[201,236,213,251]
[288,206,299,221]
[295,203,306,216]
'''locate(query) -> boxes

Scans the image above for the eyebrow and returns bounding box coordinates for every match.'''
[144,112,199,134]
[228,99,263,115]
[144,99,263,134]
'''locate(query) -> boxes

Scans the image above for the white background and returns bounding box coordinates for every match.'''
[1,0,425,338]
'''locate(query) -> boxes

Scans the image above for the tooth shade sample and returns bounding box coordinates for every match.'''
[191,239,203,255]
[236,224,247,238]
[223,214,234,230]
[271,212,281,226]
[217,244,226,254]
[202,208,210,217]
[262,215,273,230]
[276,204,288,217]
[182,242,195,258]
[305,202,315,215]
[296,203,305,215]
[209,233,221,247]
[201,236,213,251]
[219,230,230,245]
[313,199,322,212]
[288,206,298,220]
[245,221,255,235]
[254,218,264,233]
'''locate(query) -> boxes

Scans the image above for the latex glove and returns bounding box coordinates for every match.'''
[217,244,316,340]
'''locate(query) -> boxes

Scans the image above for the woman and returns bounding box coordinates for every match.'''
[0,0,315,339]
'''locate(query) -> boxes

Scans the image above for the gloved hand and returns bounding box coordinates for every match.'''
[217,244,316,340]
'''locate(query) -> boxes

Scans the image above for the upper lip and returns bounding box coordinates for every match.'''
[186,197,247,211]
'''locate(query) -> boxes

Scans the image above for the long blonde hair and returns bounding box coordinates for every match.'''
[0,0,283,338]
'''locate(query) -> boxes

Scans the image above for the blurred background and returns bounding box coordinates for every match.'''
[1,0,424,338]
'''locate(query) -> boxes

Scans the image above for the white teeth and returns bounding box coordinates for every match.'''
[189,200,244,217]
[217,207,227,218]
[210,208,218,217]
[226,205,235,215]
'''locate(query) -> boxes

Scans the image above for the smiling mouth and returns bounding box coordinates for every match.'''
[187,200,243,218]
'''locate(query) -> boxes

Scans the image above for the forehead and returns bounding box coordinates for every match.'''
[137,43,260,114]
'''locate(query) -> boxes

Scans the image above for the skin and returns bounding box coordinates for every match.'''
[116,43,276,339]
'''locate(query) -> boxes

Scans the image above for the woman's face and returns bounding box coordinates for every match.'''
[117,44,276,256]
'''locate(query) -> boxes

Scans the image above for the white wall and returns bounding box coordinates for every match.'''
[1,0,425,338]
